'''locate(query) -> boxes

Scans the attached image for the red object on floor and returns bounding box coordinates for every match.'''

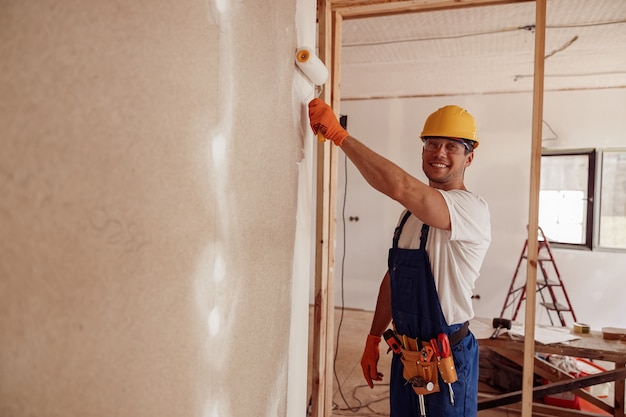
[543,357,611,415]
[579,398,611,415]
[543,389,580,409]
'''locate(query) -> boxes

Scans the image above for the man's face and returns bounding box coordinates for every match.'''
[421,137,474,190]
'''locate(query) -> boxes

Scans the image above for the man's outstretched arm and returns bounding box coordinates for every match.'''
[308,98,450,229]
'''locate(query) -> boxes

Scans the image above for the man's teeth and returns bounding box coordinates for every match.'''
[432,163,447,168]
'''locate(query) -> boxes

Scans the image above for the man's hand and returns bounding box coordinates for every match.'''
[308,98,349,146]
[360,334,383,388]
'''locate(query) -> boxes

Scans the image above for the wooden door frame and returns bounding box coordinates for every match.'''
[309,1,546,416]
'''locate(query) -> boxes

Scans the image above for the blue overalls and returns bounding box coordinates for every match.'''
[388,211,479,417]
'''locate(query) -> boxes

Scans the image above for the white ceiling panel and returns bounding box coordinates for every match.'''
[338,0,626,99]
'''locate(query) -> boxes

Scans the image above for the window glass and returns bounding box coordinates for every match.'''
[599,150,626,249]
[539,152,594,248]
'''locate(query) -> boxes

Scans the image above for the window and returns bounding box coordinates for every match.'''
[540,148,626,251]
[599,149,626,249]
[539,150,595,249]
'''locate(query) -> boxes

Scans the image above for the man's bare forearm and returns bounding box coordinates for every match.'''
[340,135,450,229]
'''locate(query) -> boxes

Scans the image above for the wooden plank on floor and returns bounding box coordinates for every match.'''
[479,367,626,411]
[486,346,614,414]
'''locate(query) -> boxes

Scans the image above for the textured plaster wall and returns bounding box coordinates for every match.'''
[0,1,311,416]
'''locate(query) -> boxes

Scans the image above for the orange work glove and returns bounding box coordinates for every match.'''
[360,334,383,388]
[308,98,349,146]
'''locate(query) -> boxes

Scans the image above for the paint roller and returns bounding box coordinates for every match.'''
[295,46,329,142]
[296,46,328,86]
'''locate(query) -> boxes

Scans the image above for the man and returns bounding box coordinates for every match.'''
[308,98,491,417]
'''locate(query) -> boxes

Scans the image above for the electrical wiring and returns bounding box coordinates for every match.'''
[333,383,391,416]
[331,152,392,417]
[343,26,523,48]
[332,153,362,413]
[542,120,558,141]
[343,18,626,48]
[310,113,392,417]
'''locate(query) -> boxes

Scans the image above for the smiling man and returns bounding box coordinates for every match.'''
[308,99,491,417]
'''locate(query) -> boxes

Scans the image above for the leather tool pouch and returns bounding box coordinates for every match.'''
[437,356,458,384]
[400,347,440,396]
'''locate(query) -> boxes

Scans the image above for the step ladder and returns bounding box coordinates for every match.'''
[499,226,577,327]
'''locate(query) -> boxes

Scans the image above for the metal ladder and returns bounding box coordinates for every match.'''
[499,226,577,327]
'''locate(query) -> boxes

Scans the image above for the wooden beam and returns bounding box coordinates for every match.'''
[311,1,334,415]
[488,346,615,415]
[331,0,533,19]
[479,367,626,410]
[479,396,615,417]
[314,1,549,416]
[616,362,625,417]
[521,1,546,416]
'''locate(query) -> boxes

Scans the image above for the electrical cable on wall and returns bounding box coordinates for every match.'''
[332,151,362,413]
[331,116,391,416]
[343,18,626,48]
[542,119,558,141]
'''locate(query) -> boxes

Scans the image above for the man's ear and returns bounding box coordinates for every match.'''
[465,152,474,167]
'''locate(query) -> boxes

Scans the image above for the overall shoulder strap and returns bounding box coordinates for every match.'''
[392,211,413,248]
[419,223,430,250]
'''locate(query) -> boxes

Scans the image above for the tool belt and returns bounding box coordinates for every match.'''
[391,323,468,397]
[400,340,441,396]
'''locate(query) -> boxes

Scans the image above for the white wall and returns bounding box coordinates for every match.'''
[0,1,317,416]
[335,88,626,331]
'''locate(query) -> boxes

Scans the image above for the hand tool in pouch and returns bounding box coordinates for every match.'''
[383,329,402,355]
[434,333,457,405]
[418,340,435,417]
[418,390,426,417]
[398,338,438,417]
[400,339,440,417]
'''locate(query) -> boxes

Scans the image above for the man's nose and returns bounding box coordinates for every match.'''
[432,144,447,155]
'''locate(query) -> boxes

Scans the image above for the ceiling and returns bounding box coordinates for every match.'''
[333,0,626,100]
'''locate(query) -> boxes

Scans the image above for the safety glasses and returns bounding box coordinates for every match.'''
[423,137,471,154]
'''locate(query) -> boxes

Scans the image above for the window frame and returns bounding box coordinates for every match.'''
[597,148,626,251]
[539,148,596,251]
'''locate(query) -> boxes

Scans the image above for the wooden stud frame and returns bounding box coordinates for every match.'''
[310,1,545,417]
[522,2,546,415]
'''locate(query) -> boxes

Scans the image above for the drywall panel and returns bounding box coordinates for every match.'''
[289,0,320,415]
[0,1,310,416]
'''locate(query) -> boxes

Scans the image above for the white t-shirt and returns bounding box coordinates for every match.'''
[395,189,491,325]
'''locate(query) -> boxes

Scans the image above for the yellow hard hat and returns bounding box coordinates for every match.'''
[420,105,479,149]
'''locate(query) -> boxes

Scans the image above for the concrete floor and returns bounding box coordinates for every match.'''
[308,307,519,417]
